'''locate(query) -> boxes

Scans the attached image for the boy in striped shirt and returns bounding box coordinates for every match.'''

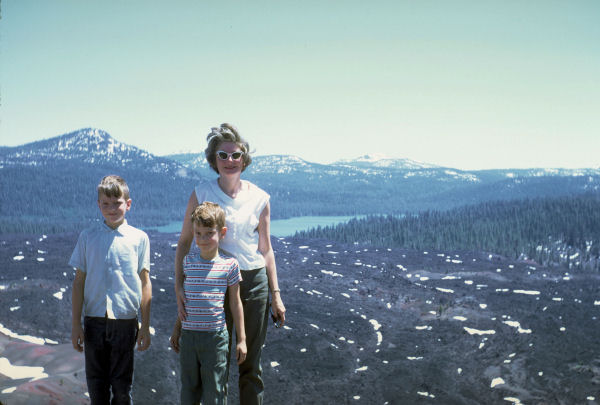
[170,202,246,405]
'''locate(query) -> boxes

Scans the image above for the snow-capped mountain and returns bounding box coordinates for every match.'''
[165,152,210,173]
[330,155,480,183]
[249,155,335,176]
[0,128,198,179]
[334,154,440,170]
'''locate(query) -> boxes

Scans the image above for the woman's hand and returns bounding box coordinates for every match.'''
[271,293,286,327]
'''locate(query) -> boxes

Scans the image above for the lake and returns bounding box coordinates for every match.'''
[147,215,364,237]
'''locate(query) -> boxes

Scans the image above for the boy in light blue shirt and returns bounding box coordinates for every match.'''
[70,175,152,405]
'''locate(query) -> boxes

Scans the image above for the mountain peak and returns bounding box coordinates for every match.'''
[354,153,393,162]
[54,128,116,151]
[334,155,439,170]
[0,128,200,179]
[7,127,124,155]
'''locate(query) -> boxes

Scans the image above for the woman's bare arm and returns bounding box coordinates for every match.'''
[175,191,199,321]
[258,201,286,325]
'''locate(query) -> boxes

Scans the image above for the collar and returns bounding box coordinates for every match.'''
[102,219,128,233]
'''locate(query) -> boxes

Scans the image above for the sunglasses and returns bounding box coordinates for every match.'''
[216,150,244,161]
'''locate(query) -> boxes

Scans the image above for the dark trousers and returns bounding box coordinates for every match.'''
[84,316,138,405]
[225,267,269,405]
[179,328,229,405]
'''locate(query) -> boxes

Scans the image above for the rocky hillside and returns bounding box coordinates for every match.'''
[1,232,599,404]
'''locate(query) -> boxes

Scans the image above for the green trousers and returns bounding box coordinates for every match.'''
[179,328,229,405]
[225,267,270,405]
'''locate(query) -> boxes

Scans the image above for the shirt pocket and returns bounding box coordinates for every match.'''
[108,244,137,274]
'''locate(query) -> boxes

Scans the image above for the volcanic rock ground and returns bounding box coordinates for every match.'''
[1,232,600,404]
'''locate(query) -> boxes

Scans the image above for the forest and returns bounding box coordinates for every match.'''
[296,193,600,271]
[2,151,600,257]
[3,129,600,235]
[0,164,196,234]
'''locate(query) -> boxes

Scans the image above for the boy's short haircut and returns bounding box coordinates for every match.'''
[98,175,130,200]
[191,202,226,229]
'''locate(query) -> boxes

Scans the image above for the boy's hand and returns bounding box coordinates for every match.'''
[137,327,151,351]
[236,340,247,365]
[169,332,180,353]
[71,323,85,352]
[176,288,187,321]
[170,319,182,353]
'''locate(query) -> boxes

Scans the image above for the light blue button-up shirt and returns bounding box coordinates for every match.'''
[69,220,150,319]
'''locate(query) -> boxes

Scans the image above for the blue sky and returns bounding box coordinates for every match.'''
[1,1,599,169]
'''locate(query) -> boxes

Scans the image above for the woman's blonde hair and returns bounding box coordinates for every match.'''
[205,123,252,173]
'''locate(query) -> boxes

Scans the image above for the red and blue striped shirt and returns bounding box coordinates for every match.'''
[182,253,241,331]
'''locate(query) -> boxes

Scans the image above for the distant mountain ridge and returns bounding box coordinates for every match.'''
[334,154,440,170]
[164,151,600,180]
[1,128,599,234]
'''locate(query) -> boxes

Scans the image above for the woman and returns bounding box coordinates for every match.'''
[175,123,286,404]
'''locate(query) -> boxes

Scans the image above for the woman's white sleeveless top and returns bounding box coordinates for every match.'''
[195,179,270,270]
